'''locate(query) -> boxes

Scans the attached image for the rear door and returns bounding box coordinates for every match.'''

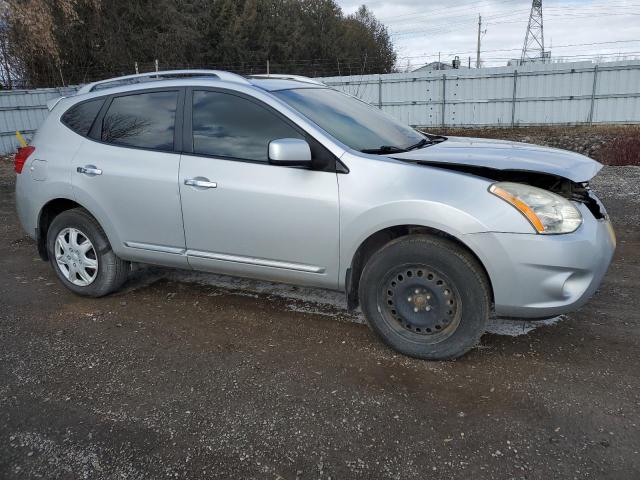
[71,88,188,267]
[178,88,340,288]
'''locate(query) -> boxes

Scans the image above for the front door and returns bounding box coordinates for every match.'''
[179,89,340,288]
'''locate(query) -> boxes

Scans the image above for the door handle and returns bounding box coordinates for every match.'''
[184,178,217,189]
[77,165,102,176]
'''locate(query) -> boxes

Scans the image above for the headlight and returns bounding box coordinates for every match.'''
[489,182,582,234]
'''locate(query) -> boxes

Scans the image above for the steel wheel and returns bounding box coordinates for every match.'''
[360,235,490,360]
[54,227,98,286]
[381,265,461,343]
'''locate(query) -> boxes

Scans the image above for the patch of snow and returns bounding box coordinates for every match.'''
[171,270,347,307]
[159,270,564,337]
[485,316,563,336]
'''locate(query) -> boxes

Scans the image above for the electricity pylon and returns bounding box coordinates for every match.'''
[520,0,547,65]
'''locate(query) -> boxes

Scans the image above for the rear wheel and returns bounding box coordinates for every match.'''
[46,208,129,297]
[359,234,490,360]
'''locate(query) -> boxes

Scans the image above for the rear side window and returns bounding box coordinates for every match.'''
[61,98,104,136]
[192,90,303,161]
[101,91,178,151]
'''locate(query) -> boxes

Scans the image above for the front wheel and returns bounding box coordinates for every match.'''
[359,234,490,360]
[46,208,129,297]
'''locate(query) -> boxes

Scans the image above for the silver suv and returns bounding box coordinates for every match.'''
[15,70,615,360]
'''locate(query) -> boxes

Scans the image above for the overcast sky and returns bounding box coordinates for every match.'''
[335,0,640,68]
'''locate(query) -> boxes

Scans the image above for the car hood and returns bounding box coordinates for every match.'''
[391,136,602,183]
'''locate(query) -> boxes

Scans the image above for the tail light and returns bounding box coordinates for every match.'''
[14,146,35,174]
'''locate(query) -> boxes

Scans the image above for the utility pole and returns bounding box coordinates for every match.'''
[476,15,482,68]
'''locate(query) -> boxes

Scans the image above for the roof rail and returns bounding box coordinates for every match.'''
[46,96,66,111]
[248,74,325,86]
[77,70,251,94]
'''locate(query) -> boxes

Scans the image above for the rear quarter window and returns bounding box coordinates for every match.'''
[61,98,105,136]
[101,91,178,151]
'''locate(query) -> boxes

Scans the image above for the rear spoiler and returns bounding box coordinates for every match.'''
[46,96,65,111]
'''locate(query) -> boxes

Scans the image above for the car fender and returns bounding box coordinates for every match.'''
[337,153,536,289]
[338,200,497,289]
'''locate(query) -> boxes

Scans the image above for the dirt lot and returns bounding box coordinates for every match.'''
[1,157,639,479]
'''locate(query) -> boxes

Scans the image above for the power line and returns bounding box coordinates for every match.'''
[389,9,640,38]
[386,2,640,38]
[393,39,640,62]
[383,1,640,28]
[379,0,521,23]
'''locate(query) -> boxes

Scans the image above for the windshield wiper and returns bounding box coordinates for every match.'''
[404,138,430,151]
[361,136,444,155]
[405,135,448,151]
[360,145,408,154]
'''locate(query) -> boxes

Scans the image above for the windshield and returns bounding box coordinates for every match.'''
[273,88,426,152]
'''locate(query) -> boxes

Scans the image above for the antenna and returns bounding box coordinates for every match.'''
[520,0,547,65]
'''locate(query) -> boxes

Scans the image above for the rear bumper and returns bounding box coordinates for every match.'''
[15,174,37,240]
[464,204,616,319]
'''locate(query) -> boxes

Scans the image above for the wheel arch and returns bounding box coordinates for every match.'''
[344,225,494,311]
[37,198,115,261]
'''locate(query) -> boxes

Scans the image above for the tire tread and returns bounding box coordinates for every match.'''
[47,208,129,297]
[359,234,491,360]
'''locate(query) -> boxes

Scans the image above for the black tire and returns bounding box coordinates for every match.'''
[46,208,129,297]
[359,234,490,360]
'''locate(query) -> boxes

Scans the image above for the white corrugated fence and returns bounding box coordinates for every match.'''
[318,60,640,128]
[0,86,78,155]
[0,60,638,155]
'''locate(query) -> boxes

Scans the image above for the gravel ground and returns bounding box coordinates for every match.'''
[1,158,639,479]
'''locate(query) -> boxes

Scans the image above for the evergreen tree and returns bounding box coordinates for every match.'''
[1,0,397,87]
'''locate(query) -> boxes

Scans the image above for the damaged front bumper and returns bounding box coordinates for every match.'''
[464,202,616,319]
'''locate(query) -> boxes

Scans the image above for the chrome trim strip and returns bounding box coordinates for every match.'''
[124,242,186,255]
[186,249,325,274]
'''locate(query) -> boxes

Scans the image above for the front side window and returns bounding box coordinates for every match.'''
[273,88,425,152]
[192,90,303,162]
[101,91,178,151]
[61,98,104,136]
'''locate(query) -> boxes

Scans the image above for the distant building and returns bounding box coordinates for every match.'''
[413,61,452,72]
[507,51,552,66]
[413,57,467,73]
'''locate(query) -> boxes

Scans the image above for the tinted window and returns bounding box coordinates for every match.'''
[192,90,303,161]
[274,88,424,152]
[101,91,178,151]
[61,98,104,136]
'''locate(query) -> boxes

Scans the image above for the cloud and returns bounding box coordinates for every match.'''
[335,0,640,68]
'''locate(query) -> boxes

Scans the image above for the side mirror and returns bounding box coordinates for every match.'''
[268,138,312,167]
